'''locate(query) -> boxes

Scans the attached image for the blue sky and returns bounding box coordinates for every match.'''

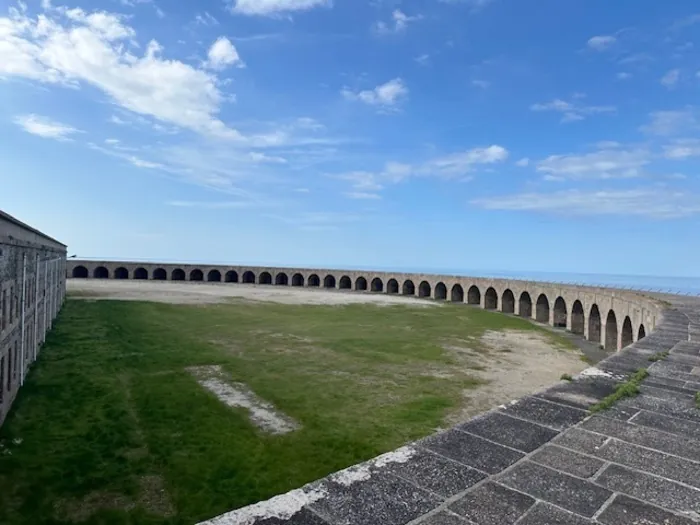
[1,0,700,277]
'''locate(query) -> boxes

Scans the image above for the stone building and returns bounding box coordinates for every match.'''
[0,211,66,427]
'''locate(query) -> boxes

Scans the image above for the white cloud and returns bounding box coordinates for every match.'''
[587,35,616,51]
[641,108,699,136]
[374,9,422,34]
[13,113,81,140]
[345,191,381,200]
[515,157,529,167]
[229,0,330,16]
[536,147,650,180]
[472,189,700,219]
[471,79,490,89]
[617,72,631,80]
[660,69,680,89]
[205,37,244,70]
[438,0,495,10]
[530,98,616,123]
[167,200,252,209]
[195,12,218,26]
[663,139,700,159]
[415,53,430,66]
[342,78,408,109]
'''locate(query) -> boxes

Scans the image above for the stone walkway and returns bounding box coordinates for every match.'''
[200,298,700,525]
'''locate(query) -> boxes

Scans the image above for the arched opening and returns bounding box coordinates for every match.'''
[435,283,447,300]
[292,273,304,287]
[153,268,167,281]
[208,270,221,282]
[324,275,336,288]
[134,268,148,280]
[588,305,601,345]
[519,292,532,318]
[606,310,618,351]
[638,324,646,340]
[467,286,480,305]
[536,294,550,323]
[621,316,633,348]
[308,274,320,287]
[451,284,464,303]
[484,287,498,310]
[571,300,584,335]
[553,297,567,328]
[355,277,367,291]
[403,280,415,295]
[502,290,515,314]
[387,279,399,294]
[190,269,204,282]
[225,271,238,283]
[276,273,289,286]
[259,272,272,285]
[172,269,185,281]
[371,278,383,293]
[339,276,351,290]
[419,281,431,298]
[114,267,129,280]
[242,271,255,284]
[72,266,88,278]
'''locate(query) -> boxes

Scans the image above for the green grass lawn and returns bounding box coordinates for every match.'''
[0,298,575,525]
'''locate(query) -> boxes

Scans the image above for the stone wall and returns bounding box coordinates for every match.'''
[0,211,67,427]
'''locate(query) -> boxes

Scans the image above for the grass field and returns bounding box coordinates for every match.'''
[0,297,580,525]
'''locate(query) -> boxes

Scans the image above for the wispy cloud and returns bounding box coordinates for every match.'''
[167,200,253,209]
[342,78,408,111]
[660,69,680,89]
[228,0,330,16]
[641,108,699,136]
[345,191,382,200]
[374,9,422,34]
[587,35,616,51]
[13,114,81,140]
[536,146,650,180]
[663,139,700,159]
[530,97,616,123]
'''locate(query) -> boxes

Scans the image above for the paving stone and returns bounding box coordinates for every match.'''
[667,353,700,367]
[255,508,329,525]
[596,464,700,515]
[580,416,700,462]
[456,412,559,453]
[554,427,608,455]
[644,378,699,397]
[496,461,612,517]
[632,410,700,442]
[618,394,700,423]
[597,494,699,525]
[500,397,587,431]
[685,381,700,391]
[640,385,695,402]
[534,379,618,410]
[449,482,534,525]
[595,405,640,422]
[419,511,471,525]
[516,502,593,525]
[671,342,700,356]
[530,444,605,479]
[309,470,440,525]
[420,429,524,475]
[388,448,486,498]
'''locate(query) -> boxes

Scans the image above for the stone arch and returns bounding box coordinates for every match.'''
[387,279,399,294]
[519,292,532,318]
[292,273,304,287]
[190,269,204,282]
[622,316,633,348]
[451,284,464,303]
[588,305,602,345]
[259,272,272,285]
[484,287,498,310]
[115,267,129,280]
[153,268,167,281]
[355,277,367,291]
[134,268,148,280]
[403,280,415,295]
[276,273,289,286]
[638,324,646,340]
[536,294,550,323]
[605,310,618,351]
[435,282,447,300]
[571,300,584,335]
[242,271,255,284]
[172,268,185,281]
[553,297,567,328]
[324,275,336,288]
[308,274,320,287]
[467,285,480,305]
[72,266,88,278]
[419,281,431,298]
[225,271,238,283]
[502,289,515,314]
[208,270,221,282]
[371,278,383,293]
[339,276,352,289]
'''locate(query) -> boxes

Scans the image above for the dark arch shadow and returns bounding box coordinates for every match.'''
[403,280,415,295]
[72,266,88,278]
[606,310,618,351]
[387,279,399,294]
[242,271,255,284]
[324,275,336,288]
[638,324,646,340]
[571,300,584,335]
[292,273,304,287]
[339,276,352,290]
[588,305,602,345]
[467,286,480,305]
[190,269,204,282]
[225,271,238,283]
[536,294,550,323]
[355,277,367,291]
[484,287,498,310]
[308,274,320,287]
[153,268,167,281]
[172,269,185,281]
[435,283,447,301]
[553,297,567,328]
[208,270,221,282]
[622,316,633,348]
[371,278,383,293]
[115,267,129,280]
[451,284,464,303]
[259,272,272,285]
[276,273,289,286]
[419,281,431,298]
[502,289,515,314]
[519,292,532,318]
[134,268,148,280]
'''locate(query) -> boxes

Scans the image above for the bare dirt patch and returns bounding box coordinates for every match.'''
[68,280,439,307]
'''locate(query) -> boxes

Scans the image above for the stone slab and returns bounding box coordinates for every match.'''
[496,461,612,517]
[456,411,558,453]
[595,405,640,422]
[631,410,700,442]
[644,378,699,397]
[500,397,588,431]
[255,508,329,525]
[529,444,605,479]
[516,503,593,525]
[597,494,699,525]
[618,395,700,423]
[419,511,471,525]
[449,482,534,525]
[640,385,695,402]
[534,379,618,410]
[553,428,608,455]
